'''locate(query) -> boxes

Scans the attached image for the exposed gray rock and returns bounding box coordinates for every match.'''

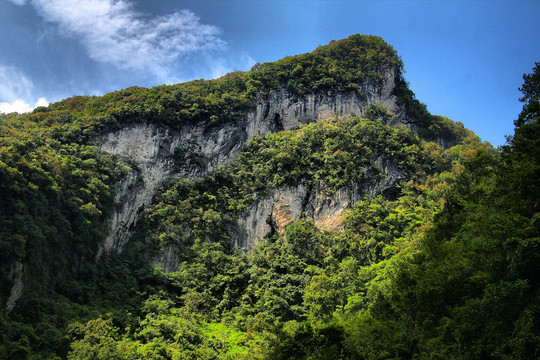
[97,121,249,251]
[98,66,409,253]
[98,124,183,252]
[152,245,181,274]
[231,158,404,249]
[5,261,24,314]
[366,156,404,198]
[244,68,407,140]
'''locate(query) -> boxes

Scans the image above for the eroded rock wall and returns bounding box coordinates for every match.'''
[97,121,248,250]
[98,67,407,253]
[230,158,404,249]
[245,68,406,139]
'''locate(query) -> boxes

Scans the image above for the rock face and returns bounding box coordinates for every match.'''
[97,121,246,251]
[98,67,408,253]
[5,262,24,314]
[245,68,405,137]
[230,158,404,249]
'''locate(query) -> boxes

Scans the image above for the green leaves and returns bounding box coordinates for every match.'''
[4,34,528,359]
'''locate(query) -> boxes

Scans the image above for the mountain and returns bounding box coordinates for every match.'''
[0,35,538,359]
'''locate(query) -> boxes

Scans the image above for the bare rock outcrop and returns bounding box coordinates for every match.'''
[98,67,407,252]
[5,262,24,314]
[230,158,404,249]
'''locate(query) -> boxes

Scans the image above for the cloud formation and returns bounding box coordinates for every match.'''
[0,65,35,102]
[27,0,226,80]
[0,65,49,113]
[0,97,49,114]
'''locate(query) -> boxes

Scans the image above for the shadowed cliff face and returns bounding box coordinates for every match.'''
[97,67,408,259]
[97,121,245,252]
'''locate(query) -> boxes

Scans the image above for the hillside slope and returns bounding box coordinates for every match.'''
[2,36,536,360]
[1,34,464,307]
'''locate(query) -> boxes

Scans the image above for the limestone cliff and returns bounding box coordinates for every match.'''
[1,34,467,313]
[98,68,406,252]
[230,157,403,249]
[98,122,244,251]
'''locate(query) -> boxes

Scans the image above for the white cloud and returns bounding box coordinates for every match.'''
[0,97,49,114]
[29,0,226,81]
[0,65,35,102]
[0,65,48,114]
[34,97,49,107]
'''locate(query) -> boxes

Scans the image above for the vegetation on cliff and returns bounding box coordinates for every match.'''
[0,34,538,359]
[8,34,449,141]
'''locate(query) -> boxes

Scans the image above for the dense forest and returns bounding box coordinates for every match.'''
[0,35,538,359]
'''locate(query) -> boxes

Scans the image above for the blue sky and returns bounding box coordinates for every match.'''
[1,0,539,146]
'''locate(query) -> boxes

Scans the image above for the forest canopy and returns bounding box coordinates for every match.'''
[0,37,538,359]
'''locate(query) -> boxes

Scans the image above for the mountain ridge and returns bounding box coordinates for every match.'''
[0,33,474,314]
[4,35,535,360]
